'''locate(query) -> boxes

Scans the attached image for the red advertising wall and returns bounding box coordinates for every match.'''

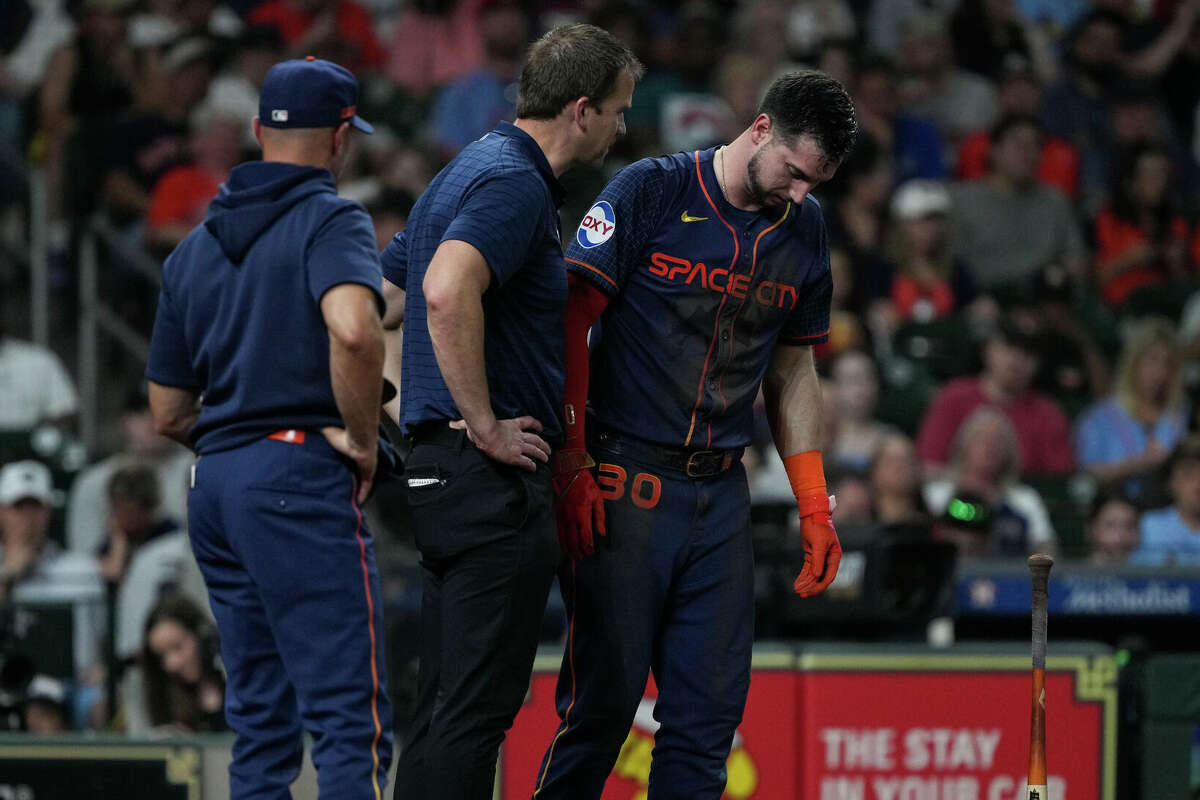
[500,649,1115,800]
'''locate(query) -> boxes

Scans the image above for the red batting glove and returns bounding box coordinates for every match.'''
[793,493,842,597]
[553,452,607,561]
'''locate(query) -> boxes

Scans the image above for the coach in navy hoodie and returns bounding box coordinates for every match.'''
[146,58,392,799]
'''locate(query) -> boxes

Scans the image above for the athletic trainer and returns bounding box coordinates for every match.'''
[146,58,392,799]
[379,23,641,800]
[534,70,857,798]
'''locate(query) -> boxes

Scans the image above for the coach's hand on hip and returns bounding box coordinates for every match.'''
[322,426,378,503]
[450,416,551,472]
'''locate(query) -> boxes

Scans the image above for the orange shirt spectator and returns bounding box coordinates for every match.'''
[957,130,1080,197]
[146,165,220,234]
[1093,210,1192,306]
[248,0,382,73]
[385,0,485,98]
[1091,143,1195,308]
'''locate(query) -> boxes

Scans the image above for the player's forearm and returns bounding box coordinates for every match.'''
[560,275,609,455]
[329,321,384,452]
[148,382,200,447]
[427,286,497,437]
[764,346,823,459]
[382,325,403,425]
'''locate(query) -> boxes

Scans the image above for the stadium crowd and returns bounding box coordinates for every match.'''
[2,0,1200,735]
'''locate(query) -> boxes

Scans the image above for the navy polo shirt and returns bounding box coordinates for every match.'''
[381,121,567,441]
[146,162,384,454]
[566,148,832,450]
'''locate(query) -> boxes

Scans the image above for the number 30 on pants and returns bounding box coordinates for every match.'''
[596,463,662,510]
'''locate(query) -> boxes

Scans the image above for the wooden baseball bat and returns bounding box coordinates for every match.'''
[1026,554,1054,800]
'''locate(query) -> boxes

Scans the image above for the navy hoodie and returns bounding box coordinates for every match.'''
[146,162,384,455]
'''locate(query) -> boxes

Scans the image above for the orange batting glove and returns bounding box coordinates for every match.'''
[785,451,842,597]
[553,450,607,561]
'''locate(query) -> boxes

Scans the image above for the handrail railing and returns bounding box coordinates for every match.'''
[0,144,46,347]
[77,218,162,452]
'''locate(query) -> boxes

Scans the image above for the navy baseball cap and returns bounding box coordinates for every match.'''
[259,57,374,134]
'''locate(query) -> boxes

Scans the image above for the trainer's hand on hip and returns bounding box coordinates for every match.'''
[793,494,842,597]
[553,461,606,560]
[321,426,377,505]
[452,416,550,472]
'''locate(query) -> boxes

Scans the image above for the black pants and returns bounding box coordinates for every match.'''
[393,426,559,799]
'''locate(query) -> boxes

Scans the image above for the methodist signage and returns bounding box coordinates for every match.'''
[501,643,1115,800]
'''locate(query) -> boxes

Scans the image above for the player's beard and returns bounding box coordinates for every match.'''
[745,148,771,207]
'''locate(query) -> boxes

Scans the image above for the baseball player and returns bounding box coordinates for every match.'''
[145,58,392,799]
[534,71,857,798]
[379,24,642,800]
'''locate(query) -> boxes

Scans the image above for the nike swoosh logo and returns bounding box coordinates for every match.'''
[681,210,708,223]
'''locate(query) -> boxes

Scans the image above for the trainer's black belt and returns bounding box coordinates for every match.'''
[591,424,742,479]
[408,419,565,450]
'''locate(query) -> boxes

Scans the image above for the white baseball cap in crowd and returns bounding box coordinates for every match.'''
[0,460,54,506]
[26,675,67,709]
[891,179,951,221]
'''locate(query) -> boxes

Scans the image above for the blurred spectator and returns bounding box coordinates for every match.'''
[37,0,137,267]
[429,0,528,158]
[1093,141,1197,308]
[0,308,79,431]
[202,24,285,148]
[1038,10,1127,196]
[731,0,792,70]
[852,54,948,184]
[385,0,486,100]
[711,51,773,144]
[916,317,1075,476]
[1130,433,1200,565]
[247,0,382,74]
[66,388,192,557]
[127,0,242,50]
[624,3,724,157]
[647,3,730,156]
[949,0,1054,83]
[1085,489,1141,564]
[145,104,244,256]
[98,463,202,663]
[22,674,69,734]
[925,407,1058,555]
[1013,0,1088,36]
[138,593,225,733]
[783,0,857,63]
[956,57,1080,197]
[1087,81,1194,218]
[884,179,981,326]
[1013,265,1110,417]
[825,138,893,301]
[102,36,215,228]
[949,114,1087,290]
[824,246,870,356]
[897,12,998,166]
[365,186,414,252]
[1077,317,1188,502]
[816,38,856,88]
[828,350,891,474]
[830,469,873,527]
[0,0,74,148]
[1114,0,1200,81]
[869,432,929,526]
[1160,10,1200,163]
[866,0,959,57]
[0,460,102,682]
